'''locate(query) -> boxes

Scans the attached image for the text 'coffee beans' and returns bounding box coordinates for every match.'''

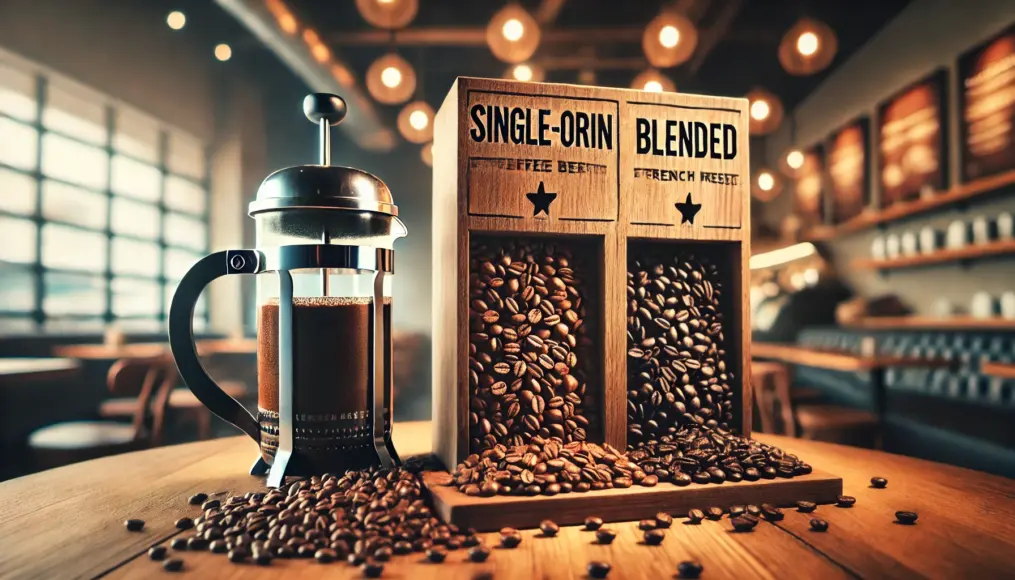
[469,239,596,451]
[627,252,733,446]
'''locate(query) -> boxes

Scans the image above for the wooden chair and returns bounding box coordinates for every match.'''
[751,361,797,436]
[28,357,177,471]
[99,356,248,440]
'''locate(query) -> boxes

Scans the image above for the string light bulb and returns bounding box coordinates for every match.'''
[506,63,545,83]
[421,142,433,167]
[355,0,418,29]
[744,87,784,135]
[366,53,416,104]
[779,18,838,75]
[752,169,784,201]
[214,44,232,62]
[487,5,540,64]
[632,69,676,93]
[397,101,434,143]
[167,11,186,30]
[643,11,697,68]
[780,148,807,178]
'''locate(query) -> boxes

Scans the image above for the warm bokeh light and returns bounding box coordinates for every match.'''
[757,171,775,191]
[644,80,663,93]
[797,31,819,56]
[502,18,524,42]
[355,0,418,29]
[659,25,679,49]
[409,110,429,131]
[397,101,435,143]
[421,143,433,167]
[381,66,402,88]
[167,11,186,30]
[311,43,330,63]
[278,13,297,34]
[632,69,675,93]
[214,44,232,62]
[513,64,533,82]
[750,99,771,121]
[786,150,805,170]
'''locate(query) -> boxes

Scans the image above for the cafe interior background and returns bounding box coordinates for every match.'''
[0,0,1014,482]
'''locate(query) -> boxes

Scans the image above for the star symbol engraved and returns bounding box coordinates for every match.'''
[675,192,702,224]
[526,181,557,217]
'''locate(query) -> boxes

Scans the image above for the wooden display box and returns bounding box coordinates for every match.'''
[432,77,753,471]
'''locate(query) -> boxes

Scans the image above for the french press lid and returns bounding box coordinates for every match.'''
[248,93,399,217]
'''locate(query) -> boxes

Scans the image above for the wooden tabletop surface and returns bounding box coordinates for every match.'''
[0,357,81,382]
[751,343,951,372]
[52,339,256,360]
[2,421,1014,579]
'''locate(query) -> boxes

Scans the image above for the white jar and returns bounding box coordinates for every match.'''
[901,231,919,256]
[972,215,995,245]
[885,234,902,259]
[971,292,997,319]
[918,226,941,254]
[871,236,886,259]
[946,220,969,249]
[998,212,1013,239]
[1001,292,1015,320]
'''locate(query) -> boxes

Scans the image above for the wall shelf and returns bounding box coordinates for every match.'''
[803,169,1015,242]
[982,362,1015,380]
[847,316,1015,331]
[852,239,1015,270]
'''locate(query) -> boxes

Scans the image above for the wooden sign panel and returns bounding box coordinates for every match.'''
[826,117,870,224]
[877,69,949,207]
[959,24,1015,182]
[794,145,825,226]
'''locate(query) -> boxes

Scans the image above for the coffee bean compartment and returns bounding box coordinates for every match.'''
[468,235,602,453]
[625,242,742,449]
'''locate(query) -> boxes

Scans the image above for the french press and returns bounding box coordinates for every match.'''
[168,93,406,487]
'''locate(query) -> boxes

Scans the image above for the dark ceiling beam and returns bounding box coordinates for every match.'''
[535,0,568,25]
[688,0,743,74]
[329,26,643,46]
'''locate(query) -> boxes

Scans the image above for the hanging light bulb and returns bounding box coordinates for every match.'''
[265,0,298,35]
[355,0,418,29]
[397,101,434,143]
[780,148,806,178]
[643,11,698,68]
[506,63,545,83]
[421,142,433,167]
[744,87,784,135]
[632,70,676,93]
[752,169,784,201]
[487,5,540,64]
[779,18,838,76]
[366,53,416,104]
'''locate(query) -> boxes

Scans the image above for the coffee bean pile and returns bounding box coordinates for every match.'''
[627,425,812,485]
[626,252,733,446]
[469,240,596,452]
[448,437,661,497]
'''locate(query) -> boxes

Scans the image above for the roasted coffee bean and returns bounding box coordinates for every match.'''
[209,540,228,554]
[761,504,784,522]
[638,519,657,531]
[643,529,666,545]
[228,548,248,563]
[148,545,168,561]
[162,558,184,572]
[348,553,366,566]
[539,520,559,537]
[836,495,856,508]
[426,547,447,563]
[174,517,194,530]
[687,509,705,524]
[895,511,918,525]
[584,516,604,531]
[500,532,522,549]
[595,528,617,544]
[677,560,704,578]
[392,541,413,555]
[871,477,888,489]
[186,536,208,551]
[731,516,757,532]
[468,546,492,562]
[373,547,393,562]
[362,560,385,578]
[706,507,724,521]
[201,499,220,511]
[313,548,336,564]
[125,519,145,532]
[188,493,208,505]
[587,561,612,578]
[810,518,829,532]
[729,505,746,517]
[170,538,188,551]
[672,472,692,486]
[796,501,817,513]
[462,535,482,548]
[746,505,762,517]
[655,512,673,528]
[253,552,272,566]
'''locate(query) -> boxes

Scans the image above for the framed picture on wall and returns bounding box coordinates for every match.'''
[876,68,949,208]
[826,116,870,224]
[793,144,825,227]
[959,24,1015,182]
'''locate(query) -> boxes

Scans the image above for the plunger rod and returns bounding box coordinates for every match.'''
[319,119,331,166]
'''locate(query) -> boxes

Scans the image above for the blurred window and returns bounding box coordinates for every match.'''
[0,49,209,331]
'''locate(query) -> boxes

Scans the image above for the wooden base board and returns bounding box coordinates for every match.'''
[424,468,843,531]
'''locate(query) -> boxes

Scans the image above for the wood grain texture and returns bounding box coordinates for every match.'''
[433,77,751,467]
[5,421,1015,579]
[424,469,842,532]
[752,343,951,372]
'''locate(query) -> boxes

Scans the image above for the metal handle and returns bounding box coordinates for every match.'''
[168,250,261,442]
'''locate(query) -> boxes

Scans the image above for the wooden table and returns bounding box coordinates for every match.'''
[2,422,1014,579]
[52,339,256,360]
[0,357,81,383]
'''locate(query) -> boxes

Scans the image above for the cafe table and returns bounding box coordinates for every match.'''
[0,357,81,383]
[1,421,1013,579]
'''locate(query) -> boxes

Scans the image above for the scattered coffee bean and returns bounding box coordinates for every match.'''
[209,540,228,554]
[837,495,856,508]
[162,558,184,572]
[362,560,384,578]
[148,545,167,561]
[587,560,612,578]
[687,509,705,524]
[174,517,193,530]
[186,536,208,551]
[678,560,704,578]
[170,538,188,551]
[373,547,392,562]
[644,529,666,545]
[595,528,617,544]
[871,477,888,489]
[895,511,918,525]
[468,546,491,562]
[706,507,724,520]
[729,505,745,517]
[731,516,757,532]
[500,532,522,549]
[314,548,336,564]
[462,535,482,548]
[348,553,366,566]
[539,520,559,537]
[188,493,207,505]
[201,499,220,510]
[638,519,657,531]
[761,504,784,522]
[125,519,145,532]
[796,501,817,513]
[227,548,248,563]
[655,512,673,528]
[426,547,447,563]
[393,541,413,555]
[746,505,761,517]
[810,518,829,532]
[253,552,271,566]
[584,517,604,531]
